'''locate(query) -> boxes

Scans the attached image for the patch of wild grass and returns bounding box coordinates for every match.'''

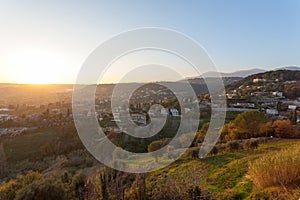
[248,145,300,189]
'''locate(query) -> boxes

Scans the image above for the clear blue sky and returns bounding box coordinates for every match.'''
[0,0,299,83]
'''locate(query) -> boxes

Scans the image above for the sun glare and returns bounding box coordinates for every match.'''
[9,49,66,84]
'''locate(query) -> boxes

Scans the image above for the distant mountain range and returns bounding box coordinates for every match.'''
[198,66,300,78]
[202,68,266,78]
[275,66,300,71]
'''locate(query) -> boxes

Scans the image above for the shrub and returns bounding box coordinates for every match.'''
[225,141,241,152]
[187,186,202,200]
[248,146,300,189]
[194,122,209,144]
[272,120,297,138]
[182,147,199,159]
[209,146,219,155]
[243,139,259,150]
[215,143,226,153]
[15,180,66,200]
[246,187,300,200]
[0,179,21,200]
[72,173,88,199]
[0,171,43,200]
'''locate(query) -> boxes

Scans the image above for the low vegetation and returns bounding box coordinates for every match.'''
[248,145,300,189]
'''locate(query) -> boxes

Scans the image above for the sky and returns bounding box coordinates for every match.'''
[0,0,299,84]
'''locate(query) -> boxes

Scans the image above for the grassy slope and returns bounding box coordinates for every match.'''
[146,139,300,199]
[2,129,300,199]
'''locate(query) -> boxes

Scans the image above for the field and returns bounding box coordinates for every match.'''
[146,139,300,199]
[1,128,300,199]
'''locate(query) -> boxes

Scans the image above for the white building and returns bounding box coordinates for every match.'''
[272,91,283,97]
[266,109,279,115]
[288,105,297,110]
[170,109,180,117]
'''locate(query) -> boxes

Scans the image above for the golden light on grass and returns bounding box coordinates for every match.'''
[248,145,300,189]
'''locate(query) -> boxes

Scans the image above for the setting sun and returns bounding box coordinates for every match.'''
[8,48,66,84]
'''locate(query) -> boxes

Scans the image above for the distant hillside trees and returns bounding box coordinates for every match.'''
[221,111,266,140]
[226,70,300,98]
[284,81,300,99]
[220,111,299,140]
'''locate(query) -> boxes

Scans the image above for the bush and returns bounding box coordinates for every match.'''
[15,180,66,200]
[248,146,300,189]
[182,147,199,159]
[0,171,43,200]
[0,179,21,200]
[246,187,300,200]
[225,141,241,152]
[272,120,298,138]
[209,146,219,155]
[72,173,88,199]
[214,143,226,153]
[243,139,259,150]
[194,122,209,144]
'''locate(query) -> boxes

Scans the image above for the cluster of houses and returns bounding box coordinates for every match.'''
[226,77,300,123]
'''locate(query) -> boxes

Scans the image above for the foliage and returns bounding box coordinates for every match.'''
[246,187,300,200]
[15,180,65,200]
[182,147,200,159]
[221,111,266,140]
[72,173,88,200]
[243,139,258,150]
[99,169,109,200]
[225,141,241,152]
[231,111,266,138]
[194,122,209,144]
[0,171,43,200]
[272,120,297,138]
[248,145,300,189]
[222,111,300,140]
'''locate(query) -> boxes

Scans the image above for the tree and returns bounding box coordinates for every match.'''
[272,120,297,138]
[259,121,274,137]
[222,122,240,141]
[222,111,266,140]
[232,111,266,138]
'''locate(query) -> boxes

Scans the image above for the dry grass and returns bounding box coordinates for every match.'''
[248,145,300,189]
